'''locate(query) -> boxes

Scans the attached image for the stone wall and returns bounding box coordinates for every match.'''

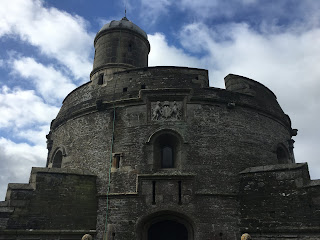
[239,163,320,239]
[96,174,240,240]
[0,168,97,239]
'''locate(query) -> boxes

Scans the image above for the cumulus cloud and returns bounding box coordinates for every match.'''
[0,138,47,200]
[0,86,59,128]
[11,57,77,103]
[177,0,320,28]
[0,0,93,201]
[135,0,320,33]
[0,86,52,200]
[16,125,50,146]
[0,0,94,80]
[148,33,201,68]
[140,0,172,24]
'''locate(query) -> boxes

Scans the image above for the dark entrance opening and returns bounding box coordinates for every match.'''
[148,220,188,240]
[52,150,63,168]
[276,146,289,164]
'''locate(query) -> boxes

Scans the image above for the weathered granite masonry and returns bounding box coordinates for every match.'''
[239,163,320,239]
[0,168,97,239]
[0,16,319,240]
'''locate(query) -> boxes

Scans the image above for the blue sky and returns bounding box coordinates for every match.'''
[1,0,320,200]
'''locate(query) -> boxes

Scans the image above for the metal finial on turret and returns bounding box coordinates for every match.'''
[122,3,129,21]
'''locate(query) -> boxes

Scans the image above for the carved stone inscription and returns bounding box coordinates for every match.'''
[151,101,182,121]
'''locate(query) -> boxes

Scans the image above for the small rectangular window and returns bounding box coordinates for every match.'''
[123,87,128,92]
[161,145,174,168]
[141,84,146,89]
[112,153,122,168]
[98,74,104,85]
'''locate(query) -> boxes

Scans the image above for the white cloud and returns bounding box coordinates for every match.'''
[12,56,77,103]
[140,0,172,24]
[177,0,320,29]
[17,125,49,146]
[0,0,94,80]
[0,86,59,128]
[0,138,46,200]
[148,33,201,68]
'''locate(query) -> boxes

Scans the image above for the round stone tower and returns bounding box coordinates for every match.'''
[45,18,300,240]
[91,17,150,79]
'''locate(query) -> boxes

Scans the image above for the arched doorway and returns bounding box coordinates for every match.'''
[276,144,290,164]
[148,220,188,240]
[138,211,194,240]
[52,150,63,168]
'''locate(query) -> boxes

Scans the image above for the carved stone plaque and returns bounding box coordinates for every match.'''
[151,101,182,121]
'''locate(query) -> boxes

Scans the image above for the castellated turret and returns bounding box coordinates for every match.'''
[0,18,319,240]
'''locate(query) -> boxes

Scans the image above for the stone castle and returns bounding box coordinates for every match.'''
[0,17,319,240]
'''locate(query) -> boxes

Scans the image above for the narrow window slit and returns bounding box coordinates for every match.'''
[98,74,104,85]
[178,181,182,204]
[115,155,120,168]
[152,181,156,205]
[112,153,122,169]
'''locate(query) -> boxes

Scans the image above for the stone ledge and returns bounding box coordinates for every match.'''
[138,173,196,180]
[0,201,9,207]
[195,191,237,197]
[240,163,307,174]
[98,192,139,198]
[0,229,96,235]
[242,227,320,234]
[113,65,208,74]
[6,200,28,207]
[31,167,96,177]
[0,206,14,213]
[7,184,34,191]
[303,179,320,188]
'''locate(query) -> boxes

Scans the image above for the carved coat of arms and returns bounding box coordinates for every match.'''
[152,101,181,121]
